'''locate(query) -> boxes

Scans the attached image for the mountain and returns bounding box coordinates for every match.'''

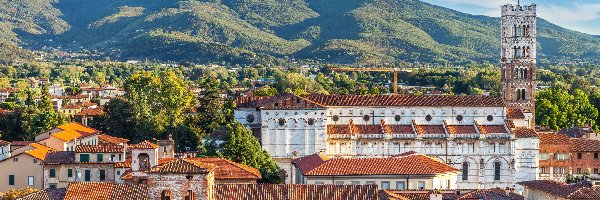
[3,0,600,64]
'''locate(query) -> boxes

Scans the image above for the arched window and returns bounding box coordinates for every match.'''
[522,25,527,36]
[138,153,150,171]
[494,162,501,181]
[161,190,172,200]
[185,190,195,200]
[462,162,469,181]
[521,89,526,100]
[523,68,528,79]
[516,89,522,100]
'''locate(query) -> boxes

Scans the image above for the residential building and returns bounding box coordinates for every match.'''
[571,139,600,176]
[48,84,65,96]
[9,141,33,152]
[292,152,459,190]
[0,88,16,103]
[74,106,104,126]
[22,158,378,200]
[157,157,261,184]
[34,122,100,151]
[0,143,54,192]
[59,102,97,117]
[538,133,572,181]
[0,140,10,161]
[42,144,126,189]
[235,93,540,190]
[519,180,600,200]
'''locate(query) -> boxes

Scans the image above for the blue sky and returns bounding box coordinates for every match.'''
[421,0,600,35]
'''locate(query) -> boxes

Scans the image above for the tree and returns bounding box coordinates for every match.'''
[38,84,54,112]
[193,78,225,135]
[99,97,137,141]
[536,87,598,130]
[221,122,284,183]
[253,86,278,96]
[0,187,38,200]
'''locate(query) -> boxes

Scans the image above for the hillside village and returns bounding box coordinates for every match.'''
[2,2,600,200]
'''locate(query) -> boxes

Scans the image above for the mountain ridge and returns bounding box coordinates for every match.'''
[2,0,600,64]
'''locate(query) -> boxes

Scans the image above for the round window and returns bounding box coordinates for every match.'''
[307,118,315,125]
[487,115,493,121]
[332,115,339,121]
[394,115,401,121]
[456,115,463,122]
[246,114,255,123]
[363,115,370,122]
[425,115,432,121]
[278,118,285,126]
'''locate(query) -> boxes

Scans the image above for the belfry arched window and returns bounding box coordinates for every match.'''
[138,153,150,171]
[161,190,172,200]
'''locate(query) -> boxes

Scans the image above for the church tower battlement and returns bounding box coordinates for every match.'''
[501,3,537,125]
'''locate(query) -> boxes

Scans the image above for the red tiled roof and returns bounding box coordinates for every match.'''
[74,107,104,116]
[507,108,525,119]
[415,125,445,134]
[10,141,33,146]
[518,180,593,199]
[572,139,600,152]
[214,184,379,200]
[0,140,10,146]
[63,182,148,200]
[353,125,384,134]
[43,151,75,164]
[157,157,260,180]
[513,127,538,138]
[446,125,477,134]
[129,141,158,149]
[460,188,524,200]
[19,188,67,200]
[115,157,132,168]
[192,158,261,180]
[76,144,124,153]
[292,153,459,176]
[328,125,352,134]
[477,125,508,134]
[148,158,216,174]
[380,190,460,200]
[303,94,505,107]
[383,125,415,134]
[539,133,572,145]
[254,93,326,110]
[98,134,129,145]
[120,169,133,180]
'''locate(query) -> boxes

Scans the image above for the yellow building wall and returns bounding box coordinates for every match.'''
[0,154,44,192]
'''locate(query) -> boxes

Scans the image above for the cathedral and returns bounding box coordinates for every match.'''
[234,3,539,191]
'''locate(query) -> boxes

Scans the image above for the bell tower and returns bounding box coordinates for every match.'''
[501,4,537,125]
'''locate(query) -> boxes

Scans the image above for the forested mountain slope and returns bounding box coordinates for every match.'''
[2,0,600,64]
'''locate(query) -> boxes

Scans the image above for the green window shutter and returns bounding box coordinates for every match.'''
[97,154,103,162]
[8,175,14,185]
[49,169,56,178]
[80,154,89,162]
[84,170,91,182]
[68,169,73,177]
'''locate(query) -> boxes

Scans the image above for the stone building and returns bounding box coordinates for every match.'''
[538,133,572,181]
[501,3,537,126]
[519,180,600,200]
[571,139,600,176]
[235,94,539,191]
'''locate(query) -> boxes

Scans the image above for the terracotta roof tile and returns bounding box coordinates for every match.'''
[43,151,75,164]
[383,125,415,134]
[19,188,67,200]
[380,190,460,200]
[114,157,131,168]
[10,141,33,146]
[327,125,352,134]
[303,94,505,107]
[415,125,446,134]
[539,133,572,145]
[25,143,55,160]
[292,153,459,176]
[98,134,129,145]
[518,180,592,199]
[253,93,326,110]
[191,158,261,180]
[572,139,600,152]
[0,140,10,146]
[214,184,379,200]
[460,188,524,200]
[513,127,538,138]
[446,125,477,134]
[507,108,525,119]
[129,141,159,149]
[120,169,133,180]
[75,144,124,153]
[50,123,100,142]
[63,182,148,200]
[74,107,104,116]
[476,125,508,134]
[148,158,216,174]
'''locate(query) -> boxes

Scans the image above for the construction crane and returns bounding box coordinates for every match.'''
[327,67,413,94]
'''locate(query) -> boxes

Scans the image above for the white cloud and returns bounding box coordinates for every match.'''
[538,3,600,23]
